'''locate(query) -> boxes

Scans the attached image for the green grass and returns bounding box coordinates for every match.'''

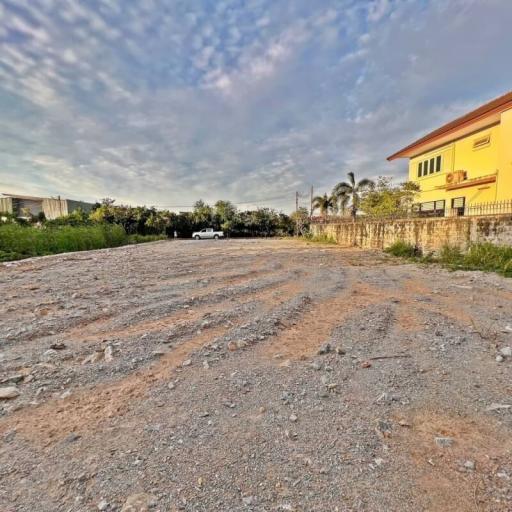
[302,232,337,244]
[127,233,167,244]
[438,242,512,277]
[384,240,421,258]
[385,240,512,277]
[0,224,166,261]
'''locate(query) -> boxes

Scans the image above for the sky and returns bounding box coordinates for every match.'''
[0,0,511,212]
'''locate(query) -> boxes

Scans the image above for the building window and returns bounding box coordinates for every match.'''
[473,134,490,150]
[419,199,445,217]
[451,197,465,216]
[418,155,442,177]
[429,157,435,174]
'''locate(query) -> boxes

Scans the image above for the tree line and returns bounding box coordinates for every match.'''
[20,198,297,238]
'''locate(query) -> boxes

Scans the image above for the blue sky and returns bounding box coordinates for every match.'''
[1,0,511,211]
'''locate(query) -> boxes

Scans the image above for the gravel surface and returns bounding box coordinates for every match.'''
[0,238,511,511]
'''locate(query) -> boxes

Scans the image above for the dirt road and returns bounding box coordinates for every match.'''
[1,239,511,511]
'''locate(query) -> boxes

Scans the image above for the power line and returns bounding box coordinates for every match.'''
[154,193,293,208]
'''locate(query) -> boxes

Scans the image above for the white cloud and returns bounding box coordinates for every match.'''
[0,0,511,211]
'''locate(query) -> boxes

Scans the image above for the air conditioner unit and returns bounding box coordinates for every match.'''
[446,170,467,185]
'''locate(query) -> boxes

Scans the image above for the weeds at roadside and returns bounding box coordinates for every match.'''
[385,240,512,277]
[302,232,338,244]
[0,224,167,262]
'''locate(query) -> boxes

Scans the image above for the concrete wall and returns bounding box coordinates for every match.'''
[42,198,68,220]
[311,215,512,253]
[0,197,13,214]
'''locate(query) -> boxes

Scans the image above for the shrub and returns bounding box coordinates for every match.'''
[438,244,464,265]
[463,243,512,277]
[384,240,420,258]
[303,232,337,244]
[0,223,164,261]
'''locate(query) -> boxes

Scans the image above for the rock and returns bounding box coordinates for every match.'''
[82,351,103,364]
[120,493,157,512]
[435,437,454,448]
[242,496,254,506]
[168,382,176,390]
[1,374,23,384]
[104,345,114,362]
[318,343,331,355]
[42,349,58,361]
[361,361,372,368]
[463,460,476,470]
[486,403,511,411]
[203,360,210,369]
[97,499,109,511]
[0,387,20,399]
[335,347,346,355]
[50,342,66,350]
[182,359,192,367]
[64,433,81,443]
[376,392,399,404]
[227,341,237,351]
[499,346,512,357]
[289,414,298,422]
[496,355,505,363]
[309,362,322,371]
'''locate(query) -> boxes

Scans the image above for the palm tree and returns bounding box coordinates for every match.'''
[332,172,374,219]
[312,193,336,219]
[337,192,351,217]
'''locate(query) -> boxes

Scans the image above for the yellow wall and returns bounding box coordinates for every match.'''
[408,118,510,208]
[498,108,512,201]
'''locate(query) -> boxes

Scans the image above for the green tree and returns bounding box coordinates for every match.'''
[192,200,214,227]
[290,207,310,236]
[359,177,420,217]
[332,172,375,219]
[214,200,237,232]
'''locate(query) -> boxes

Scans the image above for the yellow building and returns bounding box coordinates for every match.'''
[388,91,512,216]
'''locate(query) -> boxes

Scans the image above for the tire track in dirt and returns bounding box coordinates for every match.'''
[0,270,311,445]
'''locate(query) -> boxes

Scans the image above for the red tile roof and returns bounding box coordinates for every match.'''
[387,91,512,161]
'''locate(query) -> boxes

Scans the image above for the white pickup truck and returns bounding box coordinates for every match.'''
[192,228,225,240]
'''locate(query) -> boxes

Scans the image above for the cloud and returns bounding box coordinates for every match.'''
[0,0,511,212]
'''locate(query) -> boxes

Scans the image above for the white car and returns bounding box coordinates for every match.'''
[192,228,225,240]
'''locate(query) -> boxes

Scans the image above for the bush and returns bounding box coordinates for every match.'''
[449,243,512,277]
[384,240,421,258]
[0,224,165,261]
[303,232,337,244]
[438,244,464,265]
[385,241,512,278]
[128,234,167,244]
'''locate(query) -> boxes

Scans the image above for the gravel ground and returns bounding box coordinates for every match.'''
[0,238,511,512]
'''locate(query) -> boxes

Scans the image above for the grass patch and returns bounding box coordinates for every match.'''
[439,243,512,277]
[303,232,337,244]
[384,240,421,258]
[385,240,512,277]
[0,224,167,262]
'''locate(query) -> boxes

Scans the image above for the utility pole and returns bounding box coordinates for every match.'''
[310,186,313,218]
[295,191,299,237]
